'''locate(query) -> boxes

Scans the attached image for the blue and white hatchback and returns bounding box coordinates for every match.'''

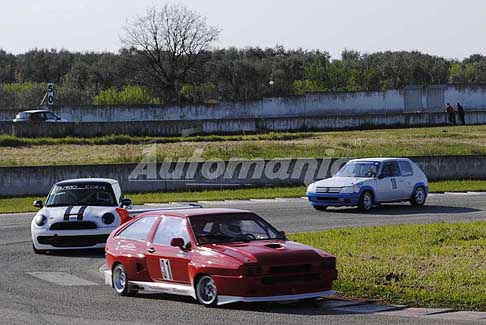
[307,158,428,211]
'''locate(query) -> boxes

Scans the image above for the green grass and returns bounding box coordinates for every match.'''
[290,221,486,310]
[3,180,486,214]
[4,125,486,166]
[0,132,315,147]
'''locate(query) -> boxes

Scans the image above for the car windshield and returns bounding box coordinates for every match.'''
[16,112,29,119]
[46,182,117,207]
[335,161,380,178]
[190,213,283,244]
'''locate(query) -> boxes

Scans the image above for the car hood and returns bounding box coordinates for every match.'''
[314,176,374,188]
[36,205,118,227]
[207,240,325,265]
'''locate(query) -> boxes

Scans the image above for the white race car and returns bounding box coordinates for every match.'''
[307,158,429,211]
[31,178,133,253]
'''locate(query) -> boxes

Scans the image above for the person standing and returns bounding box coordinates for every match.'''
[445,103,456,125]
[456,102,465,125]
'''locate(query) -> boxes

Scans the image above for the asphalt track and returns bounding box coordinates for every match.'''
[1,193,486,325]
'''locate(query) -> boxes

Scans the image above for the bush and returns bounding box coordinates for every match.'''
[178,82,217,104]
[93,85,160,105]
[0,82,93,110]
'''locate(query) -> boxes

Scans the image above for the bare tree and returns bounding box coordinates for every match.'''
[122,3,220,101]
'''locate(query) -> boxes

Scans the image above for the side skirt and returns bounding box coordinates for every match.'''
[129,280,196,299]
[104,270,195,299]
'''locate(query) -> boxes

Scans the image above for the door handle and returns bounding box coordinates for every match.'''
[147,247,155,254]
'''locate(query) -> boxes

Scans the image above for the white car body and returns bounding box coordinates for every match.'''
[31,178,129,251]
[306,158,429,211]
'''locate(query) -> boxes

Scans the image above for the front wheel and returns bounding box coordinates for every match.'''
[358,191,374,212]
[195,275,218,307]
[112,264,131,296]
[410,187,427,206]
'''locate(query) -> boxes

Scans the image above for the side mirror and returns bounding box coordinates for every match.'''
[279,231,287,240]
[121,198,132,207]
[377,174,385,179]
[170,238,185,249]
[33,200,43,209]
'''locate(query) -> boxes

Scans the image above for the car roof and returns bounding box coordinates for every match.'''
[348,157,411,163]
[141,208,253,218]
[20,109,51,114]
[56,178,119,185]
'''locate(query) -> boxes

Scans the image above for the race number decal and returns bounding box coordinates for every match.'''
[160,259,173,280]
[390,178,397,190]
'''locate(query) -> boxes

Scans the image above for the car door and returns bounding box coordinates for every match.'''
[114,216,159,280]
[376,161,403,202]
[145,216,192,284]
[398,160,415,199]
[31,112,47,122]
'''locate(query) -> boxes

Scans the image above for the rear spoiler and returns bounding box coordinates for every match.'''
[126,203,203,216]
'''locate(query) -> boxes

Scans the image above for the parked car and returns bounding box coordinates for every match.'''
[104,208,337,307]
[13,109,67,122]
[31,178,133,253]
[306,158,428,211]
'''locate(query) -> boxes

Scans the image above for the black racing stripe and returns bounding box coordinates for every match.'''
[64,206,73,221]
[77,206,88,221]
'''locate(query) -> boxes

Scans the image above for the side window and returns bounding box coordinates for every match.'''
[381,161,401,177]
[399,161,414,177]
[45,112,58,120]
[117,216,158,241]
[153,216,190,246]
[31,113,46,121]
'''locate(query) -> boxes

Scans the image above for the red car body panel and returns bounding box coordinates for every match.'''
[105,208,337,304]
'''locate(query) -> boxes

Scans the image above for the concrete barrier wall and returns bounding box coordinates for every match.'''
[0,122,11,135]
[6,110,483,137]
[1,156,486,197]
[1,86,486,122]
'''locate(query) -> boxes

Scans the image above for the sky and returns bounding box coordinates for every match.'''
[1,0,486,59]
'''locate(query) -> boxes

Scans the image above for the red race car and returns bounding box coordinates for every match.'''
[104,208,337,307]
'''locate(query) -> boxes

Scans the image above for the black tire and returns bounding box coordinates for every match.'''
[313,205,328,211]
[195,275,218,307]
[358,191,374,212]
[112,264,131,296]
[32,243,46,254]
[410,186,427,207]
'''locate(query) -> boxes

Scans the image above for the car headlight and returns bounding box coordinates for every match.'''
[340,185,359,194]
[307,183,317,193]
[102,213,115,225]
[34,214,47,227]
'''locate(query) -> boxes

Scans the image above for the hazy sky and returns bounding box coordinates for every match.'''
[1,0,486,59]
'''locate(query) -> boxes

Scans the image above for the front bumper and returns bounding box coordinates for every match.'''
[307,192,359,207]
[32,226,117,250]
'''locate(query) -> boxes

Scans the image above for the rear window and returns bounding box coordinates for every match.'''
[399,161,414,177]
[117,216,158,241]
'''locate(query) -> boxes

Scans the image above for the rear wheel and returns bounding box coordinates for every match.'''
[410,186,426,206]
[195,275,218,307]
[313,205,328,211]
[112,264,131,296]
[358,191,374,212]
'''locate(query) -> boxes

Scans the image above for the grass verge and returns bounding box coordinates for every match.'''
[3,179,486,214]
[3,125,486,166]
[290,221,486,310]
